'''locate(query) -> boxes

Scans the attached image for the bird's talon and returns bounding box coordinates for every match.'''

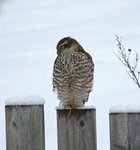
[67,105,76,118]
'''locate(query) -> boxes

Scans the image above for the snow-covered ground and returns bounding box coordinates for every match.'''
[0,0,140,149]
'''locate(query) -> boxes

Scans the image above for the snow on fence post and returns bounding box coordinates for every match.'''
[56,107,97,150]
[5,96,45,150]
[110,107,140,150]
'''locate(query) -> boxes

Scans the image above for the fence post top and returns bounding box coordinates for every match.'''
[5,95,45,106]
[110,105,140,114]
[55,105,96,110]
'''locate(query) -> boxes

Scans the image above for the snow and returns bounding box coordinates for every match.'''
[5,95,45,105]
[110,105,140,113]
[56,105,95,110]
[0,0,140,150]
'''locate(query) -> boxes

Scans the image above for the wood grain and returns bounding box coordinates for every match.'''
[110,113,140,150]
[5,105,45,150]
[57,108,97,150]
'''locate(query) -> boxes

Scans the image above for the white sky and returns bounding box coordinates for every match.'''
[0,0,140,150]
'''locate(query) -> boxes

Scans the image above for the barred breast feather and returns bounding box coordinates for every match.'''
[53,46,94,107]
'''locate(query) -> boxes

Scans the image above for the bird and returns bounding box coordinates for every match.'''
[53,37,94,110]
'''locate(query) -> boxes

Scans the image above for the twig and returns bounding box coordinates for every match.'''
[114,35,140,88]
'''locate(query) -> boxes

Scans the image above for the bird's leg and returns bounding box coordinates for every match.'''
[67,104,76,118]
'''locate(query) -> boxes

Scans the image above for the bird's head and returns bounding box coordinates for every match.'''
[56,37,79,55]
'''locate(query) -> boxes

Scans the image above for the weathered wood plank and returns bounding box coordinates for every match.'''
[129,114,140,150]
[5,105,45,150]
[110,113,129,150]
[110,113,140,150]
[57,108,97,150]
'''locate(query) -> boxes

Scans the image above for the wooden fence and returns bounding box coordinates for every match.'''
[56,108,97,150]
[110,113,140,150]
[5,105,45,150]
[5,104,140,150]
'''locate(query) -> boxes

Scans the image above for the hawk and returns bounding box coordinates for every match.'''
[53,37,94,109]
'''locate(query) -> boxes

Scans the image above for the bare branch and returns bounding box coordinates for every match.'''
[114,35,140,88]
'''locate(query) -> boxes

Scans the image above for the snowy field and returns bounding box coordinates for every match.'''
[0,0,140,150]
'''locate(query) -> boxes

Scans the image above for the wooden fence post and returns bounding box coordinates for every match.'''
[56,107,97,150]
[110,113,140,150]
[5,105,45,150]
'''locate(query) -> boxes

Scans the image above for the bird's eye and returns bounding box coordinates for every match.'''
[60,45,65,50]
